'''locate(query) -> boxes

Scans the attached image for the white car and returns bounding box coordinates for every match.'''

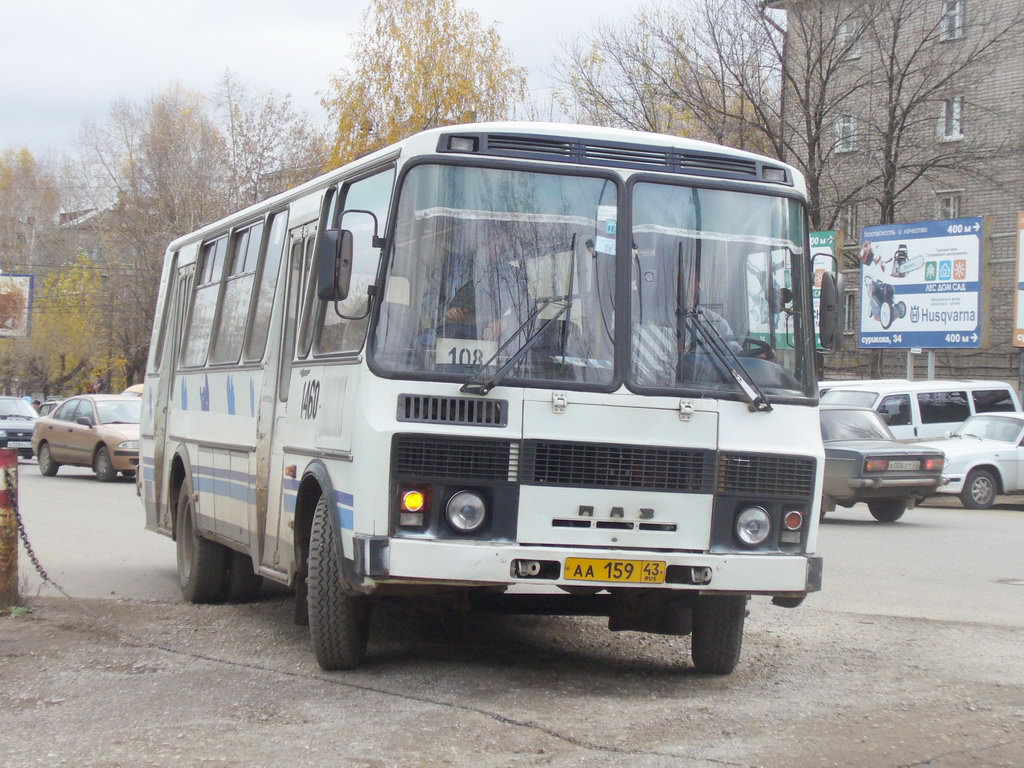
[917,413,1024,509]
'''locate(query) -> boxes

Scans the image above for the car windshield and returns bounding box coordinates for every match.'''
[953,415,1024,443]
[820,389,879,408]
[630,182,814,397]
[96,400,141,425]
[373,164,617,386]
[820,409,893,441]
[0,399,37,418]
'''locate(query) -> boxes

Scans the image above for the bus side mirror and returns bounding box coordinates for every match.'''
[818,271,844,353]
[316,229,354,301]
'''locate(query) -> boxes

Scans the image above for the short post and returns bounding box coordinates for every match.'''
[0,449,18,608]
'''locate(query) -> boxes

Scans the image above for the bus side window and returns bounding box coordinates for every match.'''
[315,167,396,355]
[209,220,263,365]
[181,236,228,367]
[244,211,289,362]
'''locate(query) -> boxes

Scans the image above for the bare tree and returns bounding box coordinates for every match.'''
[552,1,878,229]
[852,0,1024,225]
[552,9,691,135]
[214,70,329,209]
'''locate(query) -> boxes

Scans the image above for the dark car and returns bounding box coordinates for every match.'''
[820,405,946,522]
[0,397,39,458]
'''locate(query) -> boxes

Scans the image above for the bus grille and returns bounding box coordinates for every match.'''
[397,394,508,427]
[716,453,816,498]
[392,435,516,482]
[521,440,712,492]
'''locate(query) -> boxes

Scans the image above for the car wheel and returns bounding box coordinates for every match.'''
[691,595,747,675]
[93,446,117,482]
[960,469,997,510]
[307,492,370,670]
[37,443,59,477]
[867,499,906,522]
[175,481,228,603]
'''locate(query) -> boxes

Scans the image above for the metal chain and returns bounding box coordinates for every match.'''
[10,476,151,644]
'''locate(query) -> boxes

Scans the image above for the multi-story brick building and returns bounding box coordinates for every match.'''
[769,0,1024,386]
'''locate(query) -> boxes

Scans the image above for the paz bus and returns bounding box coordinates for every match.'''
[139,122,841,674]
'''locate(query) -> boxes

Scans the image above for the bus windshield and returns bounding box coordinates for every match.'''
[373,164,618,386]
[630,182,812,397]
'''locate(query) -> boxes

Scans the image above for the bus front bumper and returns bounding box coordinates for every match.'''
[367,538,822,595]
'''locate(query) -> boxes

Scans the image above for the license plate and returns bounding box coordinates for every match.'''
[8,441,30,448]
[564,557,666,584]
[888,460,920,471]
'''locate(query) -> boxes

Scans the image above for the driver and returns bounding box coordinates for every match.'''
[439,228,530,344]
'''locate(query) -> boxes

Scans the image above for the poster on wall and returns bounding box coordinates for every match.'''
[810,230,842,346]
[1013,213,1024,347]
[0,274,33,338]
[858,218,983,349]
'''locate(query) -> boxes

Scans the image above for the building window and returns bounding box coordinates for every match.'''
[841,204,859,240]
[844,291,857,333]
[940,97,963,140]
[835,115,858,153]
[936,191,962,219]
[837,19,862,59]
[939,0,966,41]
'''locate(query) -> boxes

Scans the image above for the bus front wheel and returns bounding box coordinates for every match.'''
[307,493,370,670]
[691,595,747,674]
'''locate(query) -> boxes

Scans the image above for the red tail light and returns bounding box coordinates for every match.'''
[922,457,944,472]
[864,458,889,472]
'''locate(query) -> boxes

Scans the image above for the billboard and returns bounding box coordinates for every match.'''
[1013,213,1024,347]
[0,274,33,338]
[858,218,983,349]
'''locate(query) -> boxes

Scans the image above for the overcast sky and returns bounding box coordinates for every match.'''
[1,0,645,157]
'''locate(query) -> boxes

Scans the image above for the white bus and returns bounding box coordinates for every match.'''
[140,122,840,675]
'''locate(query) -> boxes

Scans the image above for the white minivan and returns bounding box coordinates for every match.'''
[819,379,1021,440]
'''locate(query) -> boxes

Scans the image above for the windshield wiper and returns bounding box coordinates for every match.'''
[460,297,570,396]
[685,308,773,412]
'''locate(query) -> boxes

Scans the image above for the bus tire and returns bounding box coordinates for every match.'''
[307,492,370,671]
[175,482,228,604]
[691,595,746,675]
[38,442,60,476]
[867,499,906,522]
[226,550,263,603]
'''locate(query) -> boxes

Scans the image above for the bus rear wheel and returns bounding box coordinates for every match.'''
[175,482,228,603]
[691,595,747,674]
[307,492,370,670]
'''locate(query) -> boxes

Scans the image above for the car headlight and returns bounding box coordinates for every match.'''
[735,506,771,547]
[118,441,140,451]
[446,491,487,532]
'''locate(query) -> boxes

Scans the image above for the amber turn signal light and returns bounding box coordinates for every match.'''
[401,490,426,512]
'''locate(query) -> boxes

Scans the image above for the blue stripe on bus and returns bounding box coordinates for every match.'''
[193,465,255,484]
[194,476,257,505]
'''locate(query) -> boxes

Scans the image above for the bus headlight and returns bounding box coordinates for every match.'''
[735,506,771,547]
[446,491,486,533]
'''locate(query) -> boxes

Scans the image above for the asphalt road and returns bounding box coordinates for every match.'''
[15,459,1024,626]
[6,459,1024,767]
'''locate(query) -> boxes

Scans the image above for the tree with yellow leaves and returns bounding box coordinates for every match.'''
[1,251,122,396]
[321,0,527,168]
